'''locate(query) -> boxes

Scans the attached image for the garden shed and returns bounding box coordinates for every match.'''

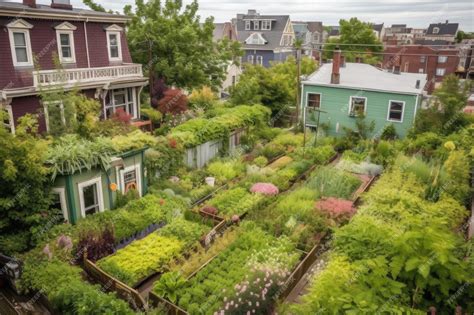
[51,148,148,224]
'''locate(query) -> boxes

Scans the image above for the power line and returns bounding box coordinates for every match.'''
[313,48,466,58]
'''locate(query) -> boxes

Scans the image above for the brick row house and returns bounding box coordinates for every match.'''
[0,0,148,134]
[382,45,459,93]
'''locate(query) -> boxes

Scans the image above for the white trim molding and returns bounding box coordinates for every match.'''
[386,100,406,123]
[52,187,69,223]
[106,30,123,62]
[78,176,105,218]
[56,30,76,64]
[7,19,34,67]
[55,21,77,31]
[348,95,368,116]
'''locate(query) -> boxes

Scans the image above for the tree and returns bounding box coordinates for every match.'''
[230,57,317,121]
[0,115,54,254]
[456,30,474,43]
[124,0,242,91]
[323,18,383,63]
[413,75,471,135]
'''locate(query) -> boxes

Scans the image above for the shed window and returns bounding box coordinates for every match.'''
[307,93,321,108]
[349,96,366,116]
[387,100,405,122]
[82,183,100,216]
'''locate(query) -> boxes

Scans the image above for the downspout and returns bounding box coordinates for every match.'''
[141,149,147,195]
[84,18,91,68]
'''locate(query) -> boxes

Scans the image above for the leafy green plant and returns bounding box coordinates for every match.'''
[154,272,186,303]
[252,156,268,168]
[307,166,362,199]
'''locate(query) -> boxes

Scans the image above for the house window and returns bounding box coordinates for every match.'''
[404,62,409,72]
[9,30,33,67]
[78,177,104,217]
[245,33,266,45]
[254,20,259,30]
[120,164,142,196]
[56,31,75,63]
[436,68,446,76]
[349,96,367,116]
[438,56,447,63]
[387,100,405,122]
[307,93,321,108]
[256,55,263,65]
[419,68,424,73]
[107,32,122,61]
[51,188,69,223]
[105,88,137,119]
[43,101,66,132]
[1,105,15,134]
[247,55,254,64]
[261,20,271,31]
[420,55,426,63]
[433,27,440,34]
[245,20,251,30]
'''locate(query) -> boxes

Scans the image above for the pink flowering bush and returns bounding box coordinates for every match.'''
[250,183,279,196]
[315,197,356,223]
[215,267,289,315]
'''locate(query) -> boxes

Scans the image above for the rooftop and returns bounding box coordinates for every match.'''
[303,62,427,95]
[426,21,459,36]
[0,1,129,23]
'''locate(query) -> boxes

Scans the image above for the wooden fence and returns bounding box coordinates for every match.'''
[149,292,188,315]
[82,256,147,312]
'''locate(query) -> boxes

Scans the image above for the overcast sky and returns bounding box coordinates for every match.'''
[28,0,474,31]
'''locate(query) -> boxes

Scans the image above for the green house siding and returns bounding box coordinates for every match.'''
[301,85,421,138]
[51,150,147,224]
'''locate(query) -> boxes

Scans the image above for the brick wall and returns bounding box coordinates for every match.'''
[383,46,459,93]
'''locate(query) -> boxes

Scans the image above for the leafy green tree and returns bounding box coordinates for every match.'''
[82,0,107,13]
[324,18,383,63]
[230,57,317,120]
[413,75,471,135]
[0,114,54,254]
[124,0,242,90]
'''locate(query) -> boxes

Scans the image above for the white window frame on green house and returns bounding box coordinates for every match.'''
[105,87,138,119]
[43,101,66,132]
[386,100,405,123]
[7,19,34,67]
[2,105,15,134]
[52,187,69,223]
[119,163,142,197]
[348,96,367,116]
[78,176,104,218]
[306,92,322,109]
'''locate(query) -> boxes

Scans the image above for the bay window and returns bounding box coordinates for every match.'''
[105,88,138,119]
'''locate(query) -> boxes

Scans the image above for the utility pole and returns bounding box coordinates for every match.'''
[295,40,302,129]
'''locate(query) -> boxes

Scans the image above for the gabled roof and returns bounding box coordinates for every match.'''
[426,22,459,36]
[303,63,427,95]
[213,23,227,41]
[0,1,129,23]
[306,22,323,34]
[372,23,384,32]
[235,11,291,51]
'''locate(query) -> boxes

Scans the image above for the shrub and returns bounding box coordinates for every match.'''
[267,156,293,169]
[315,197,356,223]
[188,86,217,111]
[250,183,279,196]
[307,166,362,199]
[253,156,268,168]
[207,160,245,183]
[380,124,398,140]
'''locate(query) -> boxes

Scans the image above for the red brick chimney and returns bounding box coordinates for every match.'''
[331,48,341,84]
[23,0,36,8]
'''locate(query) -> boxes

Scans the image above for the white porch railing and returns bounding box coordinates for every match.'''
[33,64,144,87]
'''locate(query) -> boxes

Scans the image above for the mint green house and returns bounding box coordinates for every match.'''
[301,62,427,138]
[51,148,147,225]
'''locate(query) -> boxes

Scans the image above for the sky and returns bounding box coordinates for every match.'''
[24,0,474,31]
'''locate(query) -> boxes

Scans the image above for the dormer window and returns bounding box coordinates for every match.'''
[254,20,259,30]
[261,20,271,31]
[245,33,267,45]
[105,24,123,62]
[7,19,34,67]
[433,27,440,34]
[245,20,251,30]
[55,22,77,64]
